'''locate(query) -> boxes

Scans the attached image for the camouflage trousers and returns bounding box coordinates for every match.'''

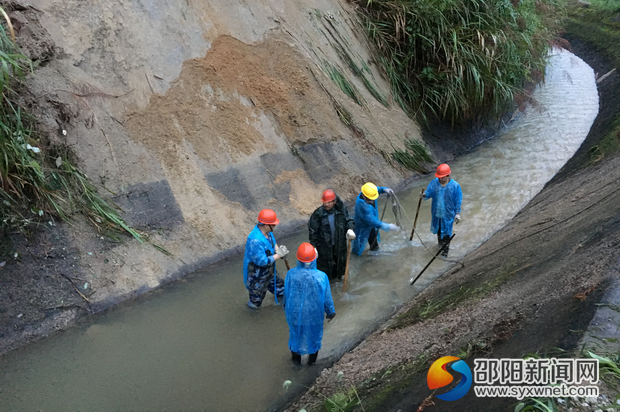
[247,264,284,307]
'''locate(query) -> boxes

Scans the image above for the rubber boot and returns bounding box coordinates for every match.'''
[308,351,319,365]
[439,235,450,257]
[291,351,302,364]
[441,244,449,258]
[368,229,379,251]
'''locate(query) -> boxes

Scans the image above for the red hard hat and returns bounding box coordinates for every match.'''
[435,163,451,178]
[297,242,317,263]
[257,209,279,225]
[322,189,336,203]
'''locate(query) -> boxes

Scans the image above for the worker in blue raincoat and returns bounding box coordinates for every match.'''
[284,242,336,365]
[351,182,400,256]
[243,209,289,309]
[422,163,463,257]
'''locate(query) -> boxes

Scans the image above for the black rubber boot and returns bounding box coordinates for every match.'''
[308,352,319,365]
[368,229,380,251]
[439,235,450,257]
[291,351,302,364]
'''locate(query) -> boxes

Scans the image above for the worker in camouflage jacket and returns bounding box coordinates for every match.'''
[308,189,355,280]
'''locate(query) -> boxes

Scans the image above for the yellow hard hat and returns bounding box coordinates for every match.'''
[361,182,379,200]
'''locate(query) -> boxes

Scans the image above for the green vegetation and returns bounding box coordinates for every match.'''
[457,338,491,359]
[514,350,620,412]
[322,387,364,412]
[313,10,389,107]
[352,0,566,123]
[391,260,522,329]
[515,397,561,412]
[391,138,434,172]
[578,0,620,11]
[322,60,365,106]
[586,350,620,386]
[0,8,141,243]
[565,0,620,161]
[328,35,389,107]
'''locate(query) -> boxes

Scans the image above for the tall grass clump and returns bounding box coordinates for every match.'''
[318,12,390,106]
[352,0,566,123]
[0,8,141,242]
[323,59,365,106]
[391,138,433,172]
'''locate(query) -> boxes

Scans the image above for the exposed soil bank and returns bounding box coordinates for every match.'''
[284,31,620,412]
[0,0,505,356]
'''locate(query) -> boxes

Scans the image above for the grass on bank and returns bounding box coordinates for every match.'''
[515,350,620,411]
[351,0,566,124]
[0,9,142,244]
[322,60,365,106]
[390,260,522,330]
[316,11,389,107]
[391,138,434,172]
[565,0,620,161]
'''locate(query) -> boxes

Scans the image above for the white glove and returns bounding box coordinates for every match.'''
[387,223,400,231]
[276,245,289,259]
[420,189,425,199]
[314,247,319,260]
[455,214,461,224]
[385,188,394,196]
[346,229,356,240]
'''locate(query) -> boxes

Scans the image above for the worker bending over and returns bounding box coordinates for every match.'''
[352,182,399,256]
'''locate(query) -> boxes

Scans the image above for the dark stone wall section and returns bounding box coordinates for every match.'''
[296,142,343,182]
[206,167,259,209]
[260,151,305,177]
[207,153,305,210]
[114,180,184,230]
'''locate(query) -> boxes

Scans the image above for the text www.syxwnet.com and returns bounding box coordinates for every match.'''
[474,384,598,400]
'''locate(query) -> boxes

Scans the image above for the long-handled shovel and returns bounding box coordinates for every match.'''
[342,239,352,293]
[409,189,424,241]
[410,234,455,286]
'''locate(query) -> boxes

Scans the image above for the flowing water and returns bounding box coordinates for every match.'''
[0,49,599,411]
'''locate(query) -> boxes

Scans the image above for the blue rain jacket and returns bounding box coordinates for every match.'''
[424,178,463,238]
[352,187,391,255]
[284,259,336,355]
[243,225,277,289]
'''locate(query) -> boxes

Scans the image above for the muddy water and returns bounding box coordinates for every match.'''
[0,49,598,411]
